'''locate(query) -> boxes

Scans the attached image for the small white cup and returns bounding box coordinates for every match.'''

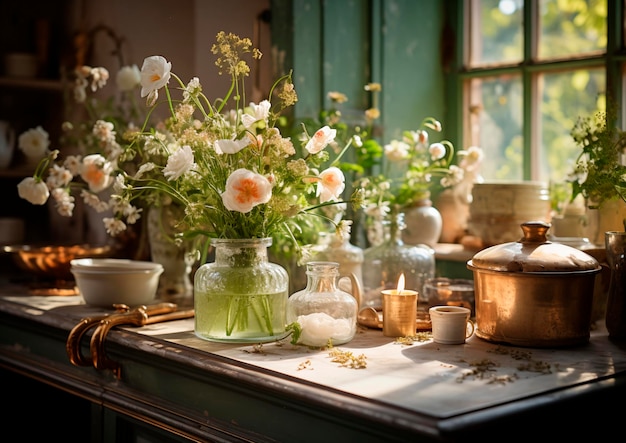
[429,305,475,344]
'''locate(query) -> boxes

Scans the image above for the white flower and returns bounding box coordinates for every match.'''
[440,165,464,187]
[116,65,141,91]
[51,188,75,217]
[568,156,589,184]
[221,168,272,213]
[305,126,336,154]
[336,219,352,238]
[17,177,49,205]
[103,217,126,236]
[122,204,143,224]
[183,77,201,103]
[63,155,82,175]
[429,142,446,161]
[80,154,114,193]
[214,137,250,155]
[89,67,109,91]
[135,162,156,179]
[458,146,484,172]
[45,164,73,189]
[316,167,345,203]
[18,126,50,159]
[405,129,429,146]
[92,120,116,144]
[140,56,171,100]
[81,190,109,212]
[384,140,410,162]
[163,145,195,180]
[242,100,271,128]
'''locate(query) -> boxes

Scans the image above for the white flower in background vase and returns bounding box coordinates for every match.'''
[18,125,50,166]
[437,146,484,243]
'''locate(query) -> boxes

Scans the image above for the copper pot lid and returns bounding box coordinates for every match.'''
[467,221,601,273]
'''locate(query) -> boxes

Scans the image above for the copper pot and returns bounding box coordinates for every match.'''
[467,221,601,347]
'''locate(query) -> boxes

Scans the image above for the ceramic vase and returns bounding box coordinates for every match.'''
[437,188,470,243]
[587,198,626,246]
[147,204,196,305]
[401,194,442,247]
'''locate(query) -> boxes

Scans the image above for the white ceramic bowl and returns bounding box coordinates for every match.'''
[71,258,161,272]
[71,259,163,308]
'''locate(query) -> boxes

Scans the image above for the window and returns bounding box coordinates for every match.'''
[455,0,624,187]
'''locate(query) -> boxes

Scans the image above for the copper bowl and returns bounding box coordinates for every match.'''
[3,244,115,281]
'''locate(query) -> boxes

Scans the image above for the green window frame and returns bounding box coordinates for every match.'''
[444,0,626,183]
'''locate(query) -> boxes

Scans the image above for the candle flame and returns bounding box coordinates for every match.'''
[397,273,405,293]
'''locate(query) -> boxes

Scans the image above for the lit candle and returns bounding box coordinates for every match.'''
[381,273,418,337]
[383,273,417,296]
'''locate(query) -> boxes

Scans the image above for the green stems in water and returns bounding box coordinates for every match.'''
[224,294,274,337]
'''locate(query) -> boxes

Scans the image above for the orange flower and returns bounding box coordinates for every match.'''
[221,168,272,213]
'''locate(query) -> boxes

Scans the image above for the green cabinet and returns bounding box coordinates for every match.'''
[271,0,447,141]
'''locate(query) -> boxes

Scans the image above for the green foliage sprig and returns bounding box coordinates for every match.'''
[568,110,626,208]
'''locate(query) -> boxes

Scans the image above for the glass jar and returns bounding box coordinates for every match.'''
[194,238,289,343]
[605,231,626,340]
[313,231,364,290]
[287,261,359,347]
[362,212,435,308]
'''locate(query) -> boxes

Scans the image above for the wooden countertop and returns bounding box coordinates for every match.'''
[1,282,624,441]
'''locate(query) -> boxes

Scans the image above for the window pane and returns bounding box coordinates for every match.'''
[468,0,523,67]
[538,0,607,60]
[466,75,523,180]
[539,68,605,183]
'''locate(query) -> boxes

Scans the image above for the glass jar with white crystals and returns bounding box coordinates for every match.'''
[287,261,359,347]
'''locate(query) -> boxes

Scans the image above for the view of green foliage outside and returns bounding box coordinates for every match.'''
[467,0,610,187]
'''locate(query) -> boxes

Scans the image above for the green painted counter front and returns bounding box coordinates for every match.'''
[0,281,625,442]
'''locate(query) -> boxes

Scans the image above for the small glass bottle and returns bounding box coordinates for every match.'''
[314,231,364,290]
[287,261,359,347]
[362,212,435,308]
[605,231,626,339]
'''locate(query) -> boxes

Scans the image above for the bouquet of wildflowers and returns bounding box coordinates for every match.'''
[298,84,384,178]
[17,32,360,261]
[104,32,360,261]
[568,109,626,231]
[282,84,383,250]
[357,117,463,221]
[16,63,144,223]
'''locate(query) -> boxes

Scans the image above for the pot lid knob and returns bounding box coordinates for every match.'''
[520,221,550,244]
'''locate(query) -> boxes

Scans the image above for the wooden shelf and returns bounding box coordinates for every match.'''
[0,76,64,91]
[0,166,36,179]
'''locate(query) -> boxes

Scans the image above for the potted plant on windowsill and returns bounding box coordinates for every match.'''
[568,109,626,243]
